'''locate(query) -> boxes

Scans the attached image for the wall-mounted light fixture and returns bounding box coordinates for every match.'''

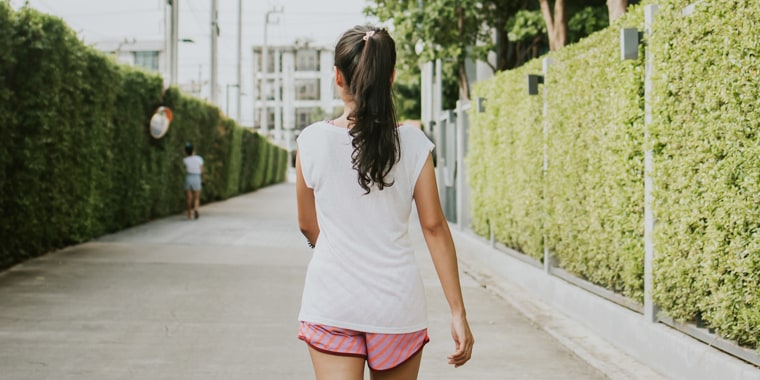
[477,97,486,112]
[527,74,544,95]
[620,28,644,61]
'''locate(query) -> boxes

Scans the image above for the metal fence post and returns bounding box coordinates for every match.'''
[542,57,554,274]
[455,100,470,231]
[643,3,660,323]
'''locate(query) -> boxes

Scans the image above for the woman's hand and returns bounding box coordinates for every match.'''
[448,313,474,367]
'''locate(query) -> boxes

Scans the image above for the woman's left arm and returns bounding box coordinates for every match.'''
[295,151,319,247]
[413,154,473,367]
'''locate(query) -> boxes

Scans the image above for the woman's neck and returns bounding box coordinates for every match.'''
[332,102,355,129]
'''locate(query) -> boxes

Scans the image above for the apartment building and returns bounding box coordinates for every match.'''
[252,42,343,150]
[94,39,165,74]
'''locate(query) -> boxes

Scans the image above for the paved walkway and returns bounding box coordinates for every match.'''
[0,183,616,379]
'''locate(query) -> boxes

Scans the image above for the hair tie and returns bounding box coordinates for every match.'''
[363,30,375,41]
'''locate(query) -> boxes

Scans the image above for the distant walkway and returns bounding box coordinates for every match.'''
[0,183,610,379]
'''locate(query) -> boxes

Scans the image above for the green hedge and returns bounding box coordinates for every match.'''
[470,7,646,300]
[467,60,544,260]
[650,0,760,348]
[0,5,287,270]
[544,7,646,301]
[469,1,758,349]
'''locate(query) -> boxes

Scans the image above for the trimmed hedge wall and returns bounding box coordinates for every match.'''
[0,5,287,269]
[469,1,758,350]
[650,0,760,348]
[467,59,544,260]
[470,7,646,300]
[544,7,646,302]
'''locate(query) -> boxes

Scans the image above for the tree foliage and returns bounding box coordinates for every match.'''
[366,0,612,109]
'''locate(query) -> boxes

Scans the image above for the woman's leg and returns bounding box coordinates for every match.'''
[185,190,193,218]
[369,349,423,380]
[193,190,201,217]
[307,346,365,380]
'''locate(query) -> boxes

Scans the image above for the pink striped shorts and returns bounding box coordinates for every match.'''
[298,321,430,371]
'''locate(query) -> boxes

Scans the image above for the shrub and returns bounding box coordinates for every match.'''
[544,7,646,301]
[0,6,287,270]
[469,60,544,260]
[650,0,760,348]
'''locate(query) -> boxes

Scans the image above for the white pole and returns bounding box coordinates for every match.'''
[274,48,283,145]
[261,12,269,135]
[164,1,170,83]
[455,99,467,231]
[542,56,554,274]
[251,49,258,128]
[170,0,178,85]
[260,7,283,136]
[643,3,659,323]
[210,0,218,104]
[420,61,433,129]
[235,0,242,122]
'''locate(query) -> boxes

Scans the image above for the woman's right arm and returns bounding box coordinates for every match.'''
[295,151,319,247]
[413,153,474,367]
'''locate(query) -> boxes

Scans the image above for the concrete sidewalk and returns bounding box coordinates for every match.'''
[1,183,631,379]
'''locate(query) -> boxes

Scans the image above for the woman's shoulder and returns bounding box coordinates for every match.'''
[299,120,332,138]
[398,124,433,147]
[398,122,427,135]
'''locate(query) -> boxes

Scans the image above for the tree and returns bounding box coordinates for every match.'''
[538,0,567,51]
[607,0,628,23]
[567,6,609,44]
[506,9,547,67]
[368,0,531,101]
[538,0,617,51]
[366,0,610,107]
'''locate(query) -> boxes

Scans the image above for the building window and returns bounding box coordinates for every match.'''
[267,110,276,125]
[133,51,159,72]
[296,107,313,129]
[295,79,319,100]
[257,51,277,73]
[267,52,276,73]
[265,79,276,100]
[296,49,319,71]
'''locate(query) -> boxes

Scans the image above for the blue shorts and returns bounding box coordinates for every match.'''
[185,174,202,191]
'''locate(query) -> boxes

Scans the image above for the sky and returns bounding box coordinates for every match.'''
[9,0,377,125]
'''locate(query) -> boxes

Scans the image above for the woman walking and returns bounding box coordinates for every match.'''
[295,25,474,380]
[183,142,203,220]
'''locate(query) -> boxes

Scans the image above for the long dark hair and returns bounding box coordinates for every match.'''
[334,25,399,194]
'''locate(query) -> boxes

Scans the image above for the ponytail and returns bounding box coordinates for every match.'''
[334,26,399,194]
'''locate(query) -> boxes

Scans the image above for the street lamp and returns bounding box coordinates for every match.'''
[260,6,283,134]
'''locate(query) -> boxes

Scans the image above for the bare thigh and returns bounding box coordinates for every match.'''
[308,345,366,380]
[369,349,423,380]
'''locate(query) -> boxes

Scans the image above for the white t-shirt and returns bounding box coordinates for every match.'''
[183,155,204,175]
[297,121,435,333]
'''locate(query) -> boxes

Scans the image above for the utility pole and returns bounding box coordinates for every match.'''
[226,84,239,116]
[167,0,179,85]
[196,64,203,96]
[235,0,242,122]
[210,0,219,104]
[260,6,283,136]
